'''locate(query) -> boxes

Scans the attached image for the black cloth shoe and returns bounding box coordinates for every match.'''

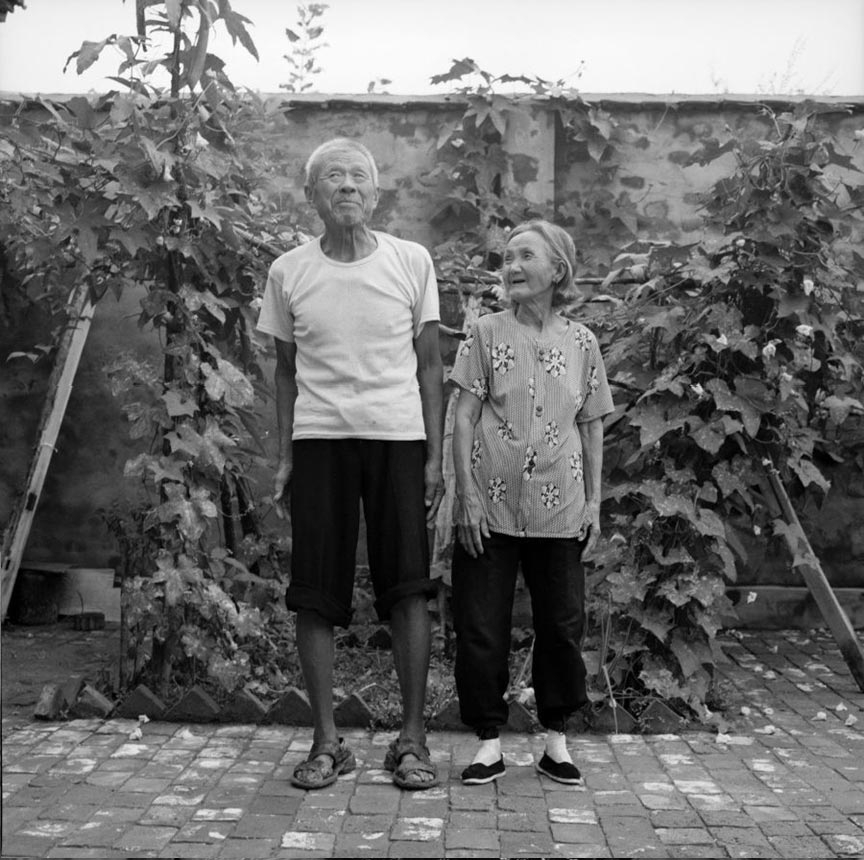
[461,757,505,785]
[536,752,582,785]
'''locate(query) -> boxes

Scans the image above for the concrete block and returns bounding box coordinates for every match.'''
[163,686,220,722]
[639,699,687,733]
[69,683,116,719]
[505,699,539,733]
[334,692,374,728]
[60,675,86,710]
[428,696,464,731]
[589,700,638,733]
[221,688,267,723]
[115,684,167,720]
[34,684,64,720]
[267,687,312,725]
[365,627,392,649]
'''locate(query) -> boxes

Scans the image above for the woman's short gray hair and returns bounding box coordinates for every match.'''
[507,220,578,307]
[304,138,379,188]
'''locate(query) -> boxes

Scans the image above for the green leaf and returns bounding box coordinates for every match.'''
[788,456,830,493]
[162,390,199,418]
[669,634,712,678]
[690,420,726,455]
[165,0,182,30]
[202,357,254,408]
[630,605,674,643]
[65,37,114,75]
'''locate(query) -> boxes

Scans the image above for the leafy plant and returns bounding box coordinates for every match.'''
[428,61,864,724]
[280,3,328,93]
[0,0,293,698]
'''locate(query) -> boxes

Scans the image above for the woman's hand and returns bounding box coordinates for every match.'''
[578,499,601,559]
[457,489,490,558]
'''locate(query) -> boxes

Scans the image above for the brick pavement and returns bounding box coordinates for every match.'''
[3,628,864,858]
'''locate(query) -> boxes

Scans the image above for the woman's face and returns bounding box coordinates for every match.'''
[502,231,561,305]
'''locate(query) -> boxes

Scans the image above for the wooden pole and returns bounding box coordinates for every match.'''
[763,459,864,692]
[0,284,96,621]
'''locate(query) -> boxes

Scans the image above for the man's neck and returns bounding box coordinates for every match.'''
[320,225,378,262]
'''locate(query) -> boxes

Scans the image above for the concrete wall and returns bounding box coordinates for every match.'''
[2,93,862,586]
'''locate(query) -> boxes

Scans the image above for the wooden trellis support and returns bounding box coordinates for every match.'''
[1,283,96,621]
[762,456,864,692]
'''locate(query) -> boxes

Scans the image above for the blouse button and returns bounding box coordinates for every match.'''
[535,405,543,417]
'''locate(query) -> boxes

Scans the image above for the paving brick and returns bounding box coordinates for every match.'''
[334,831,391,855]
[219,837,280,857]
[231,812,296,838]
[667,847,730,858]
[707,825,774,849]
[823,833,864,855]
[391,816,445,841]
[113,825,177,851]
[768,834,839,857]
[550,823,605,843]
[385,839,445,857]
[496,810,547,831]
[655,827,716,845]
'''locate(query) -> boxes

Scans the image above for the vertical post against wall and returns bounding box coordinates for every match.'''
[0,284,96,621]
[501,104,556,212]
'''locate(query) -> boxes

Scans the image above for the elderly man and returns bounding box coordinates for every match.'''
[256,138,444,790]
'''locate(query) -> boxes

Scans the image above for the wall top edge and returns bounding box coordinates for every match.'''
[2,91,863,112]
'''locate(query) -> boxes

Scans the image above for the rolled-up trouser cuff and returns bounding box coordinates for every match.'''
[374,578,439,622]
[285,584,353,629]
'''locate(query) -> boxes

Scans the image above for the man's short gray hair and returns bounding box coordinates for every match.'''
[304,138,379,188]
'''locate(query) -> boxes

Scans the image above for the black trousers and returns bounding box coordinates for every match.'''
[452,531,588,733]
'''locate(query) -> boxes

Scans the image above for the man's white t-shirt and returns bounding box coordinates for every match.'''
[256,231,440,440]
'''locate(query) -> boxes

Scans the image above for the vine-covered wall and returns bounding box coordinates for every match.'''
[2,93,862,586]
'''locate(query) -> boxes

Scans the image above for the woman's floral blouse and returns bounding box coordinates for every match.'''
[450,309,614,538]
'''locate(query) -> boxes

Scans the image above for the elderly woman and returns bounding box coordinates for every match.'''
[449,220,614,785]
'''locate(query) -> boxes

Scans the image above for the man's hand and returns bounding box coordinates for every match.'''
[424,459,444,528]
[456,489,490,558]
[578,499,601,559]
[273,459,293,520]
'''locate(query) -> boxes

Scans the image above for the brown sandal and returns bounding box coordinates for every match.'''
[291,738,356,789]
[383,737,440,791]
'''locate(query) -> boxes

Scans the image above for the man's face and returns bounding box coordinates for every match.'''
[306,149,379,229]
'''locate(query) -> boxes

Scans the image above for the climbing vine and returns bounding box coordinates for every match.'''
[427,59,864,724]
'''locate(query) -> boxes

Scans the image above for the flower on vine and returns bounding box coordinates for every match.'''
[716,333,729,346]
[471,439,482,468]
[735,238,746,247]
[753,524,762,535]
[796,324,814,339]
[492,342,515,374]
[487,477,507,502]
[541,483,560,509]
[762,341,777,359]
[780,371,793,382]
[691,383,705,397]
[802,278,815,295]
[470,377,488,400]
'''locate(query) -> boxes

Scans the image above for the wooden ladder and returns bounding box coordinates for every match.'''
[1,284,95,620]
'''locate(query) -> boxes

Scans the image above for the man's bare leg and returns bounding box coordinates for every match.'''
[390,594,435,785]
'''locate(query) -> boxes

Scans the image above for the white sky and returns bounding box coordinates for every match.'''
[1,0,862,97]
